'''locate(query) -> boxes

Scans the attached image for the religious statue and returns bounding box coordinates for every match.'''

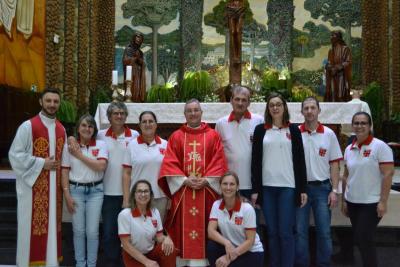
[122,32,146,102]
[325,31,352,102]
[226,0,245,85]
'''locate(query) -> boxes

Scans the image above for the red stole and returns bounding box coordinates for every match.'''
[29,115,65,264]
[159,123,227,259]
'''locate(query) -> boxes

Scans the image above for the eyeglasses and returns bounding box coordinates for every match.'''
[352,121,369,126]
[268,102,284,109]
[112,112,126,116]
[135,189,150,195]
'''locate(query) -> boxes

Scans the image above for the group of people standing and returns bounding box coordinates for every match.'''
[9,86,394,267]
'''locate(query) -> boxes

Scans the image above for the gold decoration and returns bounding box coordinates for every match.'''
[33,137,49,158]
[189,230,198,240]
[189,206,199,216]
[32,172,49,236]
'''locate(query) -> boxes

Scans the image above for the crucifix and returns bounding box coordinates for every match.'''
[188,140,201,199]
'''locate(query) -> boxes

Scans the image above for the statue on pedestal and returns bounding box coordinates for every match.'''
[226,0,245,85]
[325,31,352,102]
[123,32,146,102]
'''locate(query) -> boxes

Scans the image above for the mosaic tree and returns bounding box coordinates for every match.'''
[304,0,361,47]
[243,21,267,69]
[121,0,179,85]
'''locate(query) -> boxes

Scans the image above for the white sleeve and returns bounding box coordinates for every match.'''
[209,201,219,220]
[61,144,71,167]
[328,131,343,162]
[8,121,45,187]
[243,204,257,229]
[97,141,108,160]
[166,176,187,195]
[122,146,132,167]
[154,209,163,232]
[205,177,221,194]
[378,142,394,164]
[118,209,131,235]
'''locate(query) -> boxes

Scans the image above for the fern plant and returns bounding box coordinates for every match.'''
[146,84,176,103]
[57,100,77,123]
[180,70,212,101]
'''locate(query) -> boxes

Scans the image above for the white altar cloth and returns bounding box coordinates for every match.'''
[95,102,362,129]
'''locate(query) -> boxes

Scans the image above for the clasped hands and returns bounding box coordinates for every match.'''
[215,241,239,267]
[184,175,208,190]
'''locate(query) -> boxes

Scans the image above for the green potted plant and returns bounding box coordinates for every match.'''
[57,99,77,136]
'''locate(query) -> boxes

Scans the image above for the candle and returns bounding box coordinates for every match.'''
[112,70,118,85]
[126,66,132,81]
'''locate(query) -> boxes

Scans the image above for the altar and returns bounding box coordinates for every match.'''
[95,102,363,129]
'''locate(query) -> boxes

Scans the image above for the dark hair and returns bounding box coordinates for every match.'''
[106,101,128,120]
[139,111,157,123]
[129,180,154,210]
[220,171,241,198]
[76,114,98,139]
[264,92,290,125]
[351,111,372,125]
[332,31,346,46]
[301,96,320,110]
[40,88,61,99]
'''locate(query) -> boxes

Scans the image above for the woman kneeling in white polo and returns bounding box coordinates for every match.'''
[207,171,264,267]
[61,114,108,267]
[118,180,176,267]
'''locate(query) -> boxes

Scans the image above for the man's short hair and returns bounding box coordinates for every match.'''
[40,88,61,99]
[106,101,129,120]
[301,96,320,110]
[184,98,201,112]
[231,85,251,101]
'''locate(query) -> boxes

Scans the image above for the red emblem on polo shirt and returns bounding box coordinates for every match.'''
[286,132,291,140]
[234,216,243,225]
[363,149,371,157]
[319,148,327,157]
[152,219,158,228]
[91,149,99,157]
[159,148,165,155]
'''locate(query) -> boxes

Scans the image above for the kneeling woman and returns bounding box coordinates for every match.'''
[61,114,108,267]
[207,172,264,267]
[118,180,176,267]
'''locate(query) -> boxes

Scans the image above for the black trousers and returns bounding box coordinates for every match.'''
[347,201,382,267]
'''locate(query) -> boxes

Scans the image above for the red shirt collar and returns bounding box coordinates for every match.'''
[105,126,132,139]
[350,135,374,150]
[78,138,96,147]
[137,135,162,145]
[131,207,152,218]
[264,121,290,130]
[299,122,324,134]
[218,197,242,212]
[227,110,252,123]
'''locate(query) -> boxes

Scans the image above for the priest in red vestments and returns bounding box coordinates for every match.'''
[158,99,227,267]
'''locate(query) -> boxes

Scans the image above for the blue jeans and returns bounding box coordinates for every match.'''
[262,186,296,267]
[102,195,123,267]
[207,240,264,267]
[295,182,332,267]
[70,183,104,267]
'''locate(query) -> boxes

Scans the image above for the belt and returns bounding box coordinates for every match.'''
[307,179,330,186]
[69,180,102,187]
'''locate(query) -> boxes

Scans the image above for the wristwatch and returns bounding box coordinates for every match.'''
[332,189,339,194]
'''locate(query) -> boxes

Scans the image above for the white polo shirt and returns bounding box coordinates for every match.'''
[122,135,167,199]
[97,127,139,195]
[344,135,394,203]
[118,207,163,254]
[61,139,108,183]
[262,124,295,188]
[215,111,264,190]
[209,198,263,253]
[299,123,343,181]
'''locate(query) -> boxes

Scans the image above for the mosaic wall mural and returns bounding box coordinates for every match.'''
[114,0,362,97]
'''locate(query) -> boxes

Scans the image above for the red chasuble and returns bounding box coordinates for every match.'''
[30,115,65,264]
[159,123,227,259]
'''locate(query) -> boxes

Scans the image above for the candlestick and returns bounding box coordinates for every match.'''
[125,80,132,102]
